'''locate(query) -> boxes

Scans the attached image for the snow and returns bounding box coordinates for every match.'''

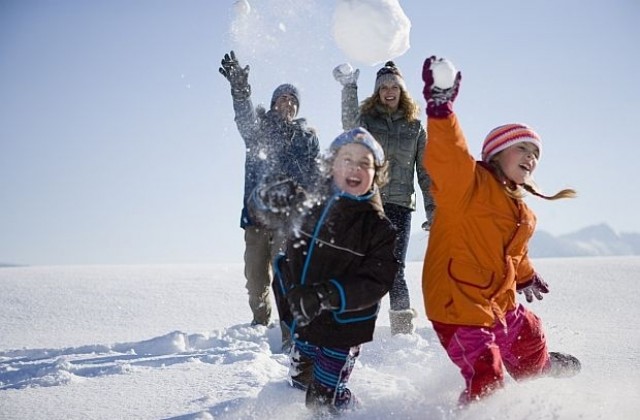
[228,0,412,68]
[332,0,411,66]
[229,0,325,62]
[2,258,639,419]
[337,63,354,76]
[1,1,639,418]
[233,0,251,16]
[430,58,458,90]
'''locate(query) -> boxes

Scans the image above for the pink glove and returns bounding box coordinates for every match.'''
[422,56,462,118]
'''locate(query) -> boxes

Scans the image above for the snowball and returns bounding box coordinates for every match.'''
[233,0,251,16]
[431,58,458,89]
[332,0,411,66]
[338,63,353,74]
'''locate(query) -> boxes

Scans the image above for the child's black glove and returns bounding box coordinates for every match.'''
[286,283,341,327]
[258,176,305,214]
[219,50,251,100]
[517,273,550,302]
[422,56,461,118]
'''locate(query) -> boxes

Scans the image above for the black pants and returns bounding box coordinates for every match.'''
[383,203,412,310]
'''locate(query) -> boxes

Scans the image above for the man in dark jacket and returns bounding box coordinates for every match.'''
[219,51,320,347]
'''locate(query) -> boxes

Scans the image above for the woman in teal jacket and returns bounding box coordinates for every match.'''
[333,61,434,334]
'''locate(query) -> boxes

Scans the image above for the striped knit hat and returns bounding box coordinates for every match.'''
[481,123,542,162]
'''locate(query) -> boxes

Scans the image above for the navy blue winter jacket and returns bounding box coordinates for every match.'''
[272,184,398,347]
[232,96,320,228]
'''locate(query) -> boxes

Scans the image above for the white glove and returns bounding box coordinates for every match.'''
[332,63,359,86]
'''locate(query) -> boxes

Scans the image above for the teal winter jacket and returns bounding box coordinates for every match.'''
[340,83,434,220]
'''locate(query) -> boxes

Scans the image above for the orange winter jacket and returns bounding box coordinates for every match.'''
[421,114,536,327]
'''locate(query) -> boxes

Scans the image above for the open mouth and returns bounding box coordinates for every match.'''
[345,176,362,188]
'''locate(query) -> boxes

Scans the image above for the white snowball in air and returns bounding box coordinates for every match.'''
[234,0,251,16]
[332,0,411,66]
[431,58,458,89]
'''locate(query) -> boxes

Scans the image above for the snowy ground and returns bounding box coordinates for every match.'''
[1,257,639,419]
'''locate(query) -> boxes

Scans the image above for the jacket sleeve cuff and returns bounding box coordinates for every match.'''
[516,273,537,290]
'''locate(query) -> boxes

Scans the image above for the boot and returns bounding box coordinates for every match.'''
[547,352,581,378]
[306,381,359,415]
[389,308,417,335]
[305,381,334,414]
[334,387,360,412]
[289,347,313,391]
[280,320,293,354]
[249,295,271,326]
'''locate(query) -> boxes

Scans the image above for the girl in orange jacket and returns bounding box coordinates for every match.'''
[421,56,580,404]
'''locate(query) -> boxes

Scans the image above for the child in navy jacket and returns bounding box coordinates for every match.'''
[251,127,398,415]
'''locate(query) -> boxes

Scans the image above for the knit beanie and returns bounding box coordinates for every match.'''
[270,83,300,114]
[481,123,542,162]
[374,61,407,93]
[330,127,385,166]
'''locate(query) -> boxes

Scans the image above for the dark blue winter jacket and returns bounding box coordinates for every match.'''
[271,184,399,347]
[232,96,320,229]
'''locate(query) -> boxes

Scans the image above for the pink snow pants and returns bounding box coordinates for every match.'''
[432,304,550,403]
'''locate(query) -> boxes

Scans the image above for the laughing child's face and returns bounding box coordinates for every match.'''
[494,142,539,185]
[331,143,375,196]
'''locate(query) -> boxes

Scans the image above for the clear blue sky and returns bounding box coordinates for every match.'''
[1,0,639,265]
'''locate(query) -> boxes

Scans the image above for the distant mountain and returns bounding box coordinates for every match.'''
[0,263,23,268]
[621,232,640,254]
[542,223,637,257]
[406,223,640,261]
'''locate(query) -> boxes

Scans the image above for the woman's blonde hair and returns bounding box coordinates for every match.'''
[359,88,421,122]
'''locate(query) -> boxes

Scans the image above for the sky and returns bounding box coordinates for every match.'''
[1,258,639,419]
[1,0,639,265]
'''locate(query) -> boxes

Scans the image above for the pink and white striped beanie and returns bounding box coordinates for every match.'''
[481,123,542,162]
